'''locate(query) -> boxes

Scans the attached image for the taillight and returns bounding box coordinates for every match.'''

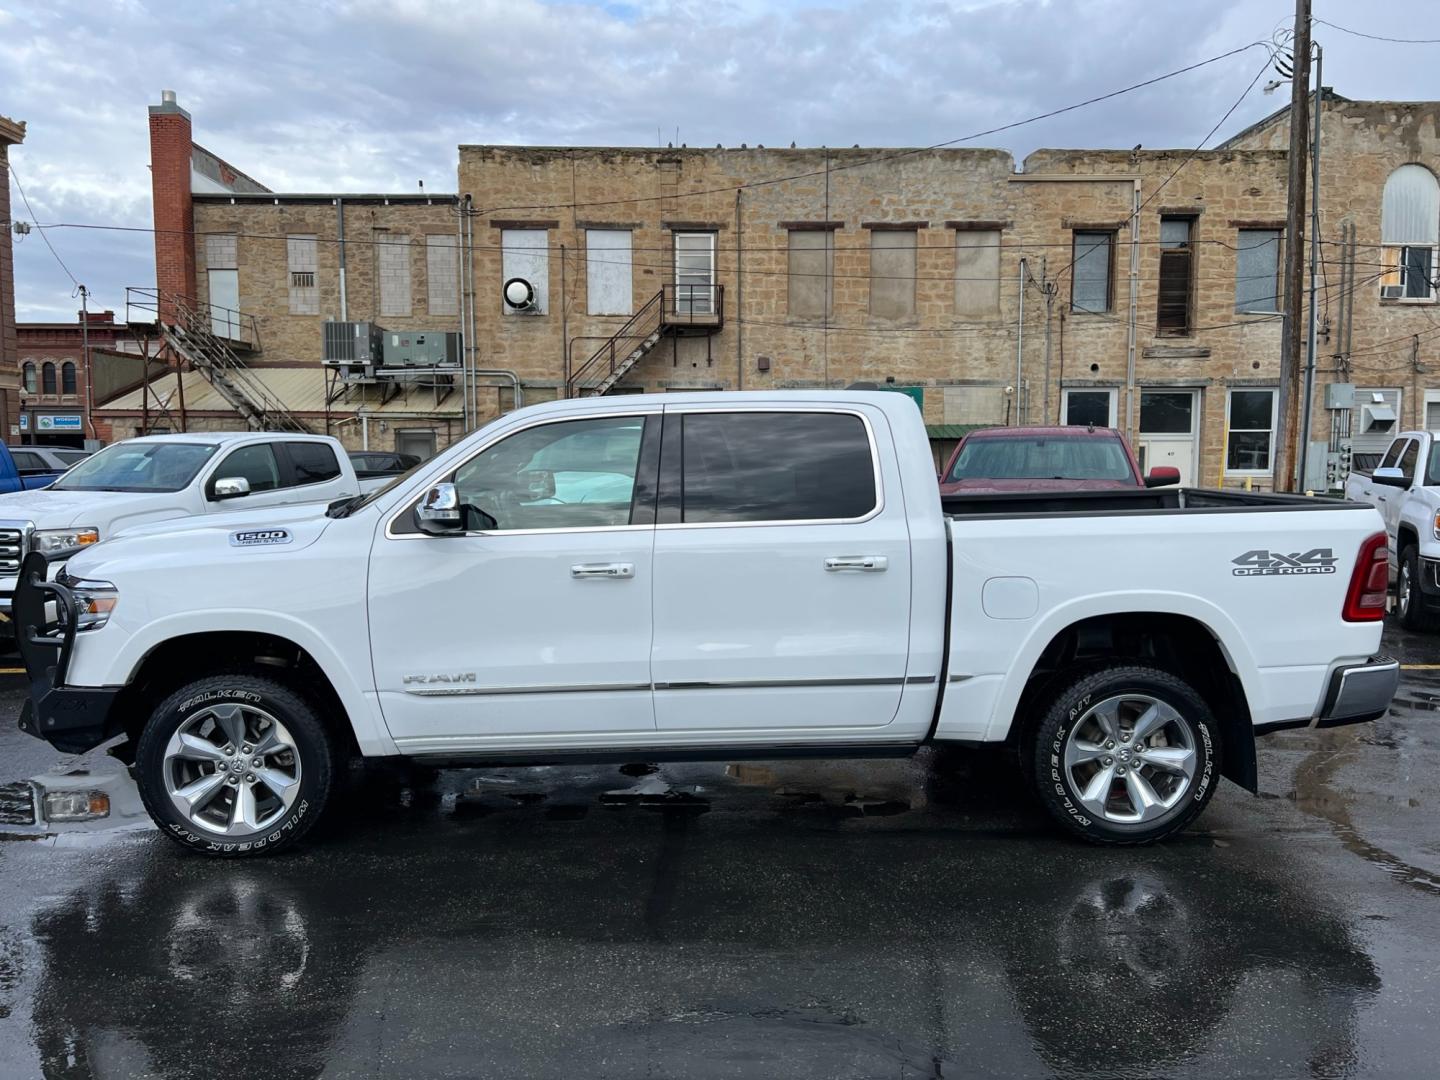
[1343,531,1390,622]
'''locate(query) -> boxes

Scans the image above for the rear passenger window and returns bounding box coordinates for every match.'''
[288,442,342,484]
[214,444,280,494]
[1399,439,1420,483]
[679,412,876,523]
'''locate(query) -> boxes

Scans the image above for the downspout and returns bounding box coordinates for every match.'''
[560,243,568,400]
[464,194,478,425]
[1015,257,1026,424]
[336,198,347,322]
[1041,257,1053,426]
[456,196,469,430]
[735,189,744,389]
[1125,178,1140,440]
[1299,54,1324,490]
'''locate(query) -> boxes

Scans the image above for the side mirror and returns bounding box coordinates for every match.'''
[416,482,464,535]
[1372,466,1409,488]
[518,468,556,501]
[212,476,251,500]
[1144,466,1181,488]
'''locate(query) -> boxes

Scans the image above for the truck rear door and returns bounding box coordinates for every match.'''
[649,404,914,732]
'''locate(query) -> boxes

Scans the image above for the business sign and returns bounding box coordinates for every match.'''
[36,414,83,432]
[17,415,28,432]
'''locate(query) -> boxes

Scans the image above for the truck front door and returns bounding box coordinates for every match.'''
[366,411,661,751]
[649,405,914,734]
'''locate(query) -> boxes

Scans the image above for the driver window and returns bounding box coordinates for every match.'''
[212,443,280,495]
[1399,438,1420,484]
[452,415,645,530]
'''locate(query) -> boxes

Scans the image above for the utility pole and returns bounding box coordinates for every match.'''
[1274,0,1312,492]
[1297,42,1323,491]
[78,284,93,445]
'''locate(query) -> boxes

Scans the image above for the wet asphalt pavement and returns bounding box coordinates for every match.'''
[0,626,1438,1079]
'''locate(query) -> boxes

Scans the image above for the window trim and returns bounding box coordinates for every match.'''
[1224,387,1278,476]
[655,405,885,530]
[383,409,663,540]
[1061,387,1118,428]
[1070,230,1115,314]
[1380,243,1438,303]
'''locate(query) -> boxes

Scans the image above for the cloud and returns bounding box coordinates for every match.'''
[4,0,1437,318]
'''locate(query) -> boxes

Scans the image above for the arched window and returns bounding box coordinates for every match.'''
[61,361,77,396]
[41,362,56,395]
[1381,164,1439,301]
[21,362,35,394]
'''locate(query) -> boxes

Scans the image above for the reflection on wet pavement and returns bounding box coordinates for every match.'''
[0,620,1438,1077]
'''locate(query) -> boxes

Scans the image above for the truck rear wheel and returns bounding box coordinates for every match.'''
[134,674,338,857]
[1028,665,1220,845]
[1397,545,1438,631]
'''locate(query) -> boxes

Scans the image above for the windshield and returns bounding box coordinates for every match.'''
[52,441,220,493]
[947,435,1134,482]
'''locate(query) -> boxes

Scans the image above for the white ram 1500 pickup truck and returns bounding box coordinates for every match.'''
[15,392,1398,856]
[1343,429,1440,630]
[0,432,388,632]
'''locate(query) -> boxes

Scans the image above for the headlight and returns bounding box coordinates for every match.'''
[56,570,118,632]
[1434,510,1440,541]
[32,527,99,558]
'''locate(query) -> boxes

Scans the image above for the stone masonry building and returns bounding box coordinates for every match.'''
[120,90,1440,488]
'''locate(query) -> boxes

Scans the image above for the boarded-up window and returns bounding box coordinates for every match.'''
[1235,228,1280,313]
[586,229,633,316]
[426,235,459,316]
[287,234,318,315]
[378,232,412,317]
[788,230,833,319]
[1157,217,1193,333]
[502,229,549,315]
[870,229,917,320]
[954,230,1000,317]
[1071,231,1113,313]
[204,233,237,269]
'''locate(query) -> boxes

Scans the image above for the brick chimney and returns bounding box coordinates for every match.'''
[148,90,195,323]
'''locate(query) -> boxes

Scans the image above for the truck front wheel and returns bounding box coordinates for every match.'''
[1028,665,1220,845]
[1397,545,1438,631]
[135,674,339,857]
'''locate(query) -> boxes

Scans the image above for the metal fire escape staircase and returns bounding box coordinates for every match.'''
[160,297,311,433]
[566,284,724,397]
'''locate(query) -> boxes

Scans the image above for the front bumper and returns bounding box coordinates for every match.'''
[1315,654,1400,728]
[13,551,123,754]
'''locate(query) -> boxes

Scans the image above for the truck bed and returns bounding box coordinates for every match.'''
[942,486,1356,518]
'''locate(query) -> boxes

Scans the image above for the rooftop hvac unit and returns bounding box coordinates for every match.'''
[380,331,461,369]
[323,321,385,369]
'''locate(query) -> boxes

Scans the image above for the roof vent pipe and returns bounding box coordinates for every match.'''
[161,89,177,105]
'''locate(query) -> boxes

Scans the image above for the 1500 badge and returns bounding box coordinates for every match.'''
[1232,548,1338,576]
[230,528,293,548]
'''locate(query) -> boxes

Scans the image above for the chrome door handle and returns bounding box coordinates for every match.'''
[571,562,634,579]
[825,555,888,572]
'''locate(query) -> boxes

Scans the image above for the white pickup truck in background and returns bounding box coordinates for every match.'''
[1343,430,1440,630]
[15,392,1398,856]
[0,432,384,630]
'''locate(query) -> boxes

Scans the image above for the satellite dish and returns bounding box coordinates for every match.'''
[503,277,536,310]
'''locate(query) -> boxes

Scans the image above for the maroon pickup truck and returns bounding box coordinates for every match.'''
[939,425,1180,497]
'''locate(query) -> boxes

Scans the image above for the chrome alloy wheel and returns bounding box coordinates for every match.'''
[1063,694,1197,824]
[1400,560,1413,618]
[162,704,301,835]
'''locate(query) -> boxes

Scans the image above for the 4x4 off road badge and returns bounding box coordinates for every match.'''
[230,528,293,548]
[1232,548,1338,576]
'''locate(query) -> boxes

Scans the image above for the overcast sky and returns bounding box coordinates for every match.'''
[3,0,1438,320]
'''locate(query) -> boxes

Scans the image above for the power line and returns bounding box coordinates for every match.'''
[8,161,84,293]
[470,41,1274,216]
[1312,17,1440,44]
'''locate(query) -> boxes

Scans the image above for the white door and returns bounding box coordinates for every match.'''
[1137,390,1199,485]
[673,232,715,315]
[650,406,914,733]
[367,412,660,750]
[208,269,240,339]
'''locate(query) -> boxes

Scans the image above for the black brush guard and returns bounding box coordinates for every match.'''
[14,551,120,753]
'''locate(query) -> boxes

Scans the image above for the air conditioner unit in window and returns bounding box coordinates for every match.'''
[1381,284,1406,299]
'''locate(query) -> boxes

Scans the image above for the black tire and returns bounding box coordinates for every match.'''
[135,673,339,857]
[1397,545,1438,631]
[1027,664,1221,845]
